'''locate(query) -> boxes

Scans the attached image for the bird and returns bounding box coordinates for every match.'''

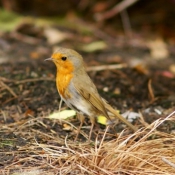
[45,47,137,140]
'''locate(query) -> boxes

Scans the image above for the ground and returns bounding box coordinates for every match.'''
[0,18,175,174]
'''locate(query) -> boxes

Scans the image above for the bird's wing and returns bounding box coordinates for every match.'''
[74,80,110,119]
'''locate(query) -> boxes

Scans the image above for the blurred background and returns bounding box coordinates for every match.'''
[1,0,175,46]
[0,0,175,59]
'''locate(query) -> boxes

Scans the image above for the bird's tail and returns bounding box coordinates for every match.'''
[104,102,137,132]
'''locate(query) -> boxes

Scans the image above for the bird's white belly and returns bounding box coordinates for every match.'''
[63,95,91,116]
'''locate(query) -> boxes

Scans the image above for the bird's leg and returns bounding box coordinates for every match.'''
[89,116,95,141]
[74,113,85,141]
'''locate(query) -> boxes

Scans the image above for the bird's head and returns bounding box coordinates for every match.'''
[45,47,84,72]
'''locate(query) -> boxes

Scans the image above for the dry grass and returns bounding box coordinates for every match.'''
[1,111,175,175]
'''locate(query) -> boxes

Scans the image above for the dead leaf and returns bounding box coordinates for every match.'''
[30,52,40,59]
[81,41,107,52]
[48,110,76,120]
[44,27,71,45]
[169,64,175,75]
[63,123,72,131]
[147,38,169,59]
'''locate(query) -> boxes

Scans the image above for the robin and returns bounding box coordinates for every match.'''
[45,47,137,140]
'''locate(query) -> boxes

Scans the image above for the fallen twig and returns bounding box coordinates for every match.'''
[148,79,155,102]
[0,80,17,97]
[0,77,54,84]
[120,10,132,38]
[86,63,127,72]
[10,32,41,45]
[162,157,175,169]
[14,77,54,84]
[95,0,140,21]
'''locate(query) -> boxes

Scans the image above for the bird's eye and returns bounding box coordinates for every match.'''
[61,57,67,61]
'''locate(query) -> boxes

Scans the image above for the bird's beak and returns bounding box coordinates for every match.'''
[44,57,53,61]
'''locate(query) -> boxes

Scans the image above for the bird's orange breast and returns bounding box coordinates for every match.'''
[56,72,73,98]
[56,63,74,99]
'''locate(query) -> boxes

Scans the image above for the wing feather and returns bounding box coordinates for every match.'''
[74,82,110,119]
